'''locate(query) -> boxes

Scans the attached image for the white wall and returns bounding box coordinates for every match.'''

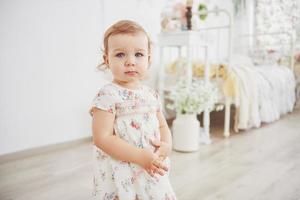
[0,0,165,155]
[0,0,104,155]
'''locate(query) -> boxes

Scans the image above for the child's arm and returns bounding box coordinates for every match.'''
[92,108,168,174]
[153,111,172,158]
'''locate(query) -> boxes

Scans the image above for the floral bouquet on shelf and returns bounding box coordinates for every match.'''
[166,78,220,115]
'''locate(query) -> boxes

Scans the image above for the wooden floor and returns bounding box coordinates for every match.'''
[1,108,300,200]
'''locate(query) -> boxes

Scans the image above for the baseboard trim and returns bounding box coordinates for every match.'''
[0,136,92,164]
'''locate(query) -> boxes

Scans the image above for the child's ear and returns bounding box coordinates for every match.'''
[103,54,109,66]
[148,55,151,68]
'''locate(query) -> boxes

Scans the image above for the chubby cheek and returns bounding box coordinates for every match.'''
[110,67,124,77]
[138,64,149,79]
[141,69,149,79]
[108,59,124,70]
[137,58,149,68]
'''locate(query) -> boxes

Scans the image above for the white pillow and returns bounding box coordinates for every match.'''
[251,49,281,65]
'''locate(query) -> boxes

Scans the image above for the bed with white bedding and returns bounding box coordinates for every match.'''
[162,51,296,136]
[228,56,295,131]
[209,30,297,136]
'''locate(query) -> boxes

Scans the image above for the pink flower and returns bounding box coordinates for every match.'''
[131,120,140,130]
[173,2,187,25]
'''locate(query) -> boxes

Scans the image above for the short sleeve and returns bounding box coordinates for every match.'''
[91,89,116,114]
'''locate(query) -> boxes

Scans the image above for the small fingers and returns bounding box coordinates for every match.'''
[152,159,168,172]
[146,169,155,177]
[149,166,165,176]
[155,168,166,176]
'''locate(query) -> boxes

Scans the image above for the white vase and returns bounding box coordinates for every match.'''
[172,114,200,152]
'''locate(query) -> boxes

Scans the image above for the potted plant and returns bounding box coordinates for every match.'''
[167,78,218,152]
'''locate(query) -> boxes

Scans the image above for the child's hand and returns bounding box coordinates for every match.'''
[138,149,168,177]
[146,156,168,177]
[151,139,172,160]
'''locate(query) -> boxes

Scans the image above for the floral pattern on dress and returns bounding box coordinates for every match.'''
[91,83,177,200]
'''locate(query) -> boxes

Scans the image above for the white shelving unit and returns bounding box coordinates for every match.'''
[157,31,212,143]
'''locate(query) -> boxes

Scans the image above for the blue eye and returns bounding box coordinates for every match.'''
[135,52,144,57]
[115,53,125,58]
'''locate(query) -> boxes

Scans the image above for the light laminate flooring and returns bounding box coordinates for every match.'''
[1,108,300,200]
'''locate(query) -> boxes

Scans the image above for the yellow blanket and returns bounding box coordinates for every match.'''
[165,59,239,99]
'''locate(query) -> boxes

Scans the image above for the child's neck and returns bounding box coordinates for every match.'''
[112,80,142,90]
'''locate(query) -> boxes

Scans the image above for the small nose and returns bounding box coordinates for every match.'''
[125,55,135,67]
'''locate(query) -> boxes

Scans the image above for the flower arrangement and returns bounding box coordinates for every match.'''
[167,78,219,114]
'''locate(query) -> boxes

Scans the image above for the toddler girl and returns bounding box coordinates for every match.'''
[90,20,177,200]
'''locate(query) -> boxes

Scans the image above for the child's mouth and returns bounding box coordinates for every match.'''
[125,71,138,76]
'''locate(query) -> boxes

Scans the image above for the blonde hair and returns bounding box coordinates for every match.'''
[98,20,152,70]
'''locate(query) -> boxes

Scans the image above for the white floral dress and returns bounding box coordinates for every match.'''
[91,83,177,200]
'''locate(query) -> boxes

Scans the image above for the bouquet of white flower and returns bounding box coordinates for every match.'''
[167,78,218,114]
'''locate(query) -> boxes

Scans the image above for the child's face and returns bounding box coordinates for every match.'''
[105,32,149,87]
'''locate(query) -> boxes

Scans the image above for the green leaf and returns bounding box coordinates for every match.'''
[198,3,207,21]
